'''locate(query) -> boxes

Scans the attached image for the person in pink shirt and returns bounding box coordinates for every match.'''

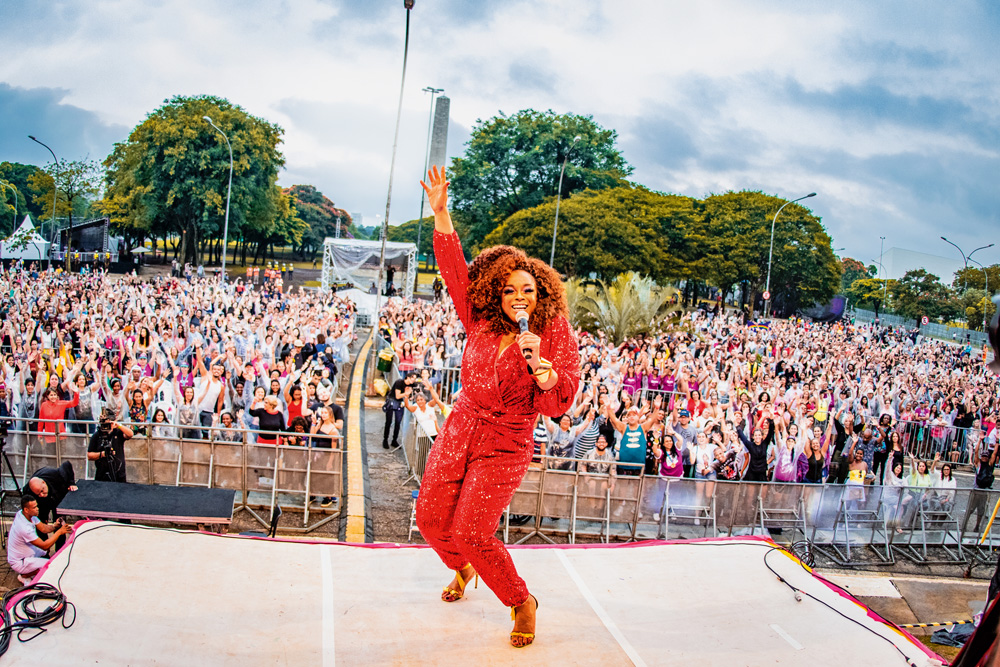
[38,388,79,444]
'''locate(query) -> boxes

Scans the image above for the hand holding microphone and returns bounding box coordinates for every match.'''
[515,311,542,369]
[516,311,533,361]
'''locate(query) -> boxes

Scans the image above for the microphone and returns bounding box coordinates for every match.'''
[516,311,532,361]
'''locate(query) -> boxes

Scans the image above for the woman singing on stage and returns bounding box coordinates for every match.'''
[415,166,580,648]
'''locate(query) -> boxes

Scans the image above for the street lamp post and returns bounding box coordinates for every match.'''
[969,258,991,331]
[940,237,994,293]
[28,135,59,271]
[550,135,581,268]
[204,116,234,282]
[763,192,816,317]
[1,182,15,264]
[415,86,443,260]
[879,236,886,311]
[870,258,889,314]
[369,0,415,391]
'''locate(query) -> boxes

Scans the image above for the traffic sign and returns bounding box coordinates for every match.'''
[763,291,771,301]
[921,316,929,325]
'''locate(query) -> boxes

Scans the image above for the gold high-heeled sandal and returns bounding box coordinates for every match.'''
[510,595,538,647]
[441,564,477,602]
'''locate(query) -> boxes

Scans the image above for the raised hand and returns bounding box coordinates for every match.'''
[419,166,450,215]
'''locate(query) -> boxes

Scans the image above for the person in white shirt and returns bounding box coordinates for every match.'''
[403,379,445,442]
[7,494,72,584]
[194,353,225,432]
[933,463,957,513]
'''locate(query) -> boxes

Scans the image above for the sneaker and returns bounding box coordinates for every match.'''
[694,518,701,526]
[321,497,336,508]
[382,441,390,449]
[16,574,32,586]
[390,442,401,449]
[653,513,661,522]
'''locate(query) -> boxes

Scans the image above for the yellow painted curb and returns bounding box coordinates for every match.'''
[345,333,373,543]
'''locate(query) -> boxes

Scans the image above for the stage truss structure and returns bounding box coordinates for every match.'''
[321,237,417,302]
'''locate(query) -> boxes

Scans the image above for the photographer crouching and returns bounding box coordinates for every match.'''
[88,407,133,483]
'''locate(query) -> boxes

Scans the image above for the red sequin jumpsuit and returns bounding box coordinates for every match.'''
[415,230,580,607]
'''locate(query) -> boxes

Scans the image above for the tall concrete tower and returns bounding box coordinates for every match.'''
[428,95,450,171]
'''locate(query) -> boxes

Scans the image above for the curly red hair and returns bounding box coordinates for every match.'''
[466,245,568,336]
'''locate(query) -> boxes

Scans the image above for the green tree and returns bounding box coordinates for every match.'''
[0,181,23,238]
[846,277,892,318]
[0,162,45,231]
[953,264,1000,294]
[28,158,102,270]
[888,269,954,322]
[576,272,679,345]
[701,191,840,315]
[101,94,287,266]
[284,185,356,260]
[387,214,472,269]
[448,109,632,250]
[484,185,704,282]
[386,217,433,260]
[240,191,307,267]
[840,257,872,292]
[957,289,993,330]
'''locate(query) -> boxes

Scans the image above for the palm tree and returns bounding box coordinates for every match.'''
[576,272,679,344]
[562,277,592,330]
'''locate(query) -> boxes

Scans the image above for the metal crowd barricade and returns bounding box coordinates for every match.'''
[896,498,965,564]
[571,471,613,543]
[499,467,977,563]
[662,477,717,538]
[894,419,980,468]
[334,337,359,404]
[2,418,344,534]
[400,412,435,486]
[756,482,808,542]
[960,489,1000,575]
[499,456,643,544]
[817,483,895,565]
[434,366,462,405]
[634,388,688,411]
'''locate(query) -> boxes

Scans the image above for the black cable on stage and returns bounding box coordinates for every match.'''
[0,582,76,657]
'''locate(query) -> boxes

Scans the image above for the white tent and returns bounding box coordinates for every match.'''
[1,215,50,260]
[320,237,417,302]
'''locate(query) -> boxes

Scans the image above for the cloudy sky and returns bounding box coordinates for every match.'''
[1,0,997,270]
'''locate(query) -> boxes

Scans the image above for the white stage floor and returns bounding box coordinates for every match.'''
[6,522,941,666]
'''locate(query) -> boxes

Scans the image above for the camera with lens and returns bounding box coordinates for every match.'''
[98,407,116,433]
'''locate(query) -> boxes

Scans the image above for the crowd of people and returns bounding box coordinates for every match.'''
[0,261,356,450]
[380,292,999,512]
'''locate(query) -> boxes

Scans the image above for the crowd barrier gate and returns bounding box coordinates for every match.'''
[0,418,344,534]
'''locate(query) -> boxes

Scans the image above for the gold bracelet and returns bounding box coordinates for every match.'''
[533,368,553,383]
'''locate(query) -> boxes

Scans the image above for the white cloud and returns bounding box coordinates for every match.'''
[0,0,997,267]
